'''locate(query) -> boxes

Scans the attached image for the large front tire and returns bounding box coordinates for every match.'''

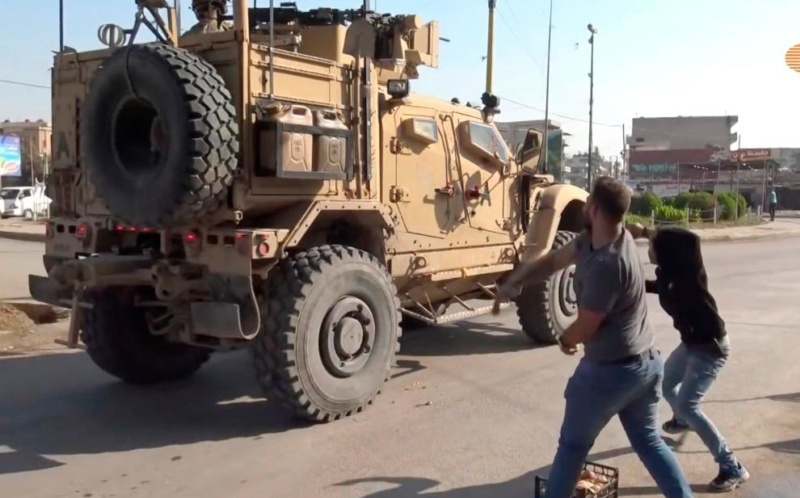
[516,230,580,345]
[81,288,212,384]
[252,245,401,422]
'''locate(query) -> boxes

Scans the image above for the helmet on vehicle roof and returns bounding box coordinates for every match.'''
[191,0,227,13]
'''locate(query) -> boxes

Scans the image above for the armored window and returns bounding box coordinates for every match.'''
[467,122,508,164]
[404,117,439,144]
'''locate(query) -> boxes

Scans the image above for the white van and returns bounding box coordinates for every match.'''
[0,186,52,219]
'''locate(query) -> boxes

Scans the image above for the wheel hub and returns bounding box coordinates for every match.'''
[558,265,578,316]
[321,296,376,378]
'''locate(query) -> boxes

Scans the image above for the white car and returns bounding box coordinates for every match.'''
[0,186,52,219]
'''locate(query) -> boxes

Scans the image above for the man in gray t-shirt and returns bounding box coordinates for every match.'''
[572,227,653,362]
[496,177,692,498]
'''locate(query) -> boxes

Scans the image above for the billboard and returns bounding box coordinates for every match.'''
[0,134,22,177]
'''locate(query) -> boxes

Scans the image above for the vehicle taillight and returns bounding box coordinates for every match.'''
[76,224,89,239]
[255,237,270,258]
[184,230,201,253]
[45,221,54,239]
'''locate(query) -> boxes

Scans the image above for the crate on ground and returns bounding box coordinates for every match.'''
[534,461,619,498]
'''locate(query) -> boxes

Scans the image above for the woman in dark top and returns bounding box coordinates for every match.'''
[644,227,750,493]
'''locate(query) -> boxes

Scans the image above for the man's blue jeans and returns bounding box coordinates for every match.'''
[544,349,693,498]
[663,343,738,471]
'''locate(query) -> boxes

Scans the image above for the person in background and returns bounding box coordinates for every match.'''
[495,177,693,498]
[768,187,778,222]
[182,0,232,37]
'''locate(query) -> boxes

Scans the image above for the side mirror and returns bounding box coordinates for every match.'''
[518,128,545,174]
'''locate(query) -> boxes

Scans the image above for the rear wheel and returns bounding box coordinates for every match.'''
[252,245,401,422]
[81,288,211,384]
[516,230,580,344]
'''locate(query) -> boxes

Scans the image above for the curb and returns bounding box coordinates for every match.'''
[634,229,800,246]
[0,230,47,243]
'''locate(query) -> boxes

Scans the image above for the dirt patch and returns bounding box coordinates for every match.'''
[0,304,35,333]
[0,303,71,355]
[5,302,70,324]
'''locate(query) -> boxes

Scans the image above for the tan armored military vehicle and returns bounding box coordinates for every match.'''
[31,0,588,422]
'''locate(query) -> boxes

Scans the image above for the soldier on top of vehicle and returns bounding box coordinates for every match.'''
[182,0,232,37]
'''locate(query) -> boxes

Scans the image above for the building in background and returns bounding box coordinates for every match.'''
[562,149,619,189]
[628,115,738,151]
[0,119,52,187]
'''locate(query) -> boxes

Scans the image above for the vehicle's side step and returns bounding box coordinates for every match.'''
[401,302,512,325]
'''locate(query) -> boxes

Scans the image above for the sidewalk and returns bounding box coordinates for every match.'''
[0,219,48,243]
[690,217,800,242]
[3,216,800,244]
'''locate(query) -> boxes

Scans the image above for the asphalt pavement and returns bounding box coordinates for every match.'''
[0,237,799,498]
[0,238,45,301]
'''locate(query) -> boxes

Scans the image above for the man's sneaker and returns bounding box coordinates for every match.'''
[708,463,750,492]
[662,417,692,434]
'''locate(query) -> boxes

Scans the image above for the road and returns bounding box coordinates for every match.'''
[1,237,799,498]
[0,238,44,301]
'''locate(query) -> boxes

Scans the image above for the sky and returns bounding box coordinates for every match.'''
[1,0,799,160]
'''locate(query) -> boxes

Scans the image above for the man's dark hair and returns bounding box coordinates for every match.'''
[590,176,631,222]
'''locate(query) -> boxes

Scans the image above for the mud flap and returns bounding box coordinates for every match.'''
[28,274,72,308]
[190,274,261,340]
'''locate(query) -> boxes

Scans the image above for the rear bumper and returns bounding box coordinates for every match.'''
[29,274,72,308]
[29,255,262,342]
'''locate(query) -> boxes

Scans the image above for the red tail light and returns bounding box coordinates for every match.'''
[185,231,199,244]
[75,224,89,239]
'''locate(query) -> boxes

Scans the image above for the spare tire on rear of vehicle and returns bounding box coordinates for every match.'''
[80,43,239,227]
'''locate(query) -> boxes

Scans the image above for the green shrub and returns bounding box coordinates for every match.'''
[672,192,716,220]
[711,191,748,220]
[716,192,737,221]
[625,213,650,227]
[653,205,688,225]
[661,196,676,207]
[629,192,662,216]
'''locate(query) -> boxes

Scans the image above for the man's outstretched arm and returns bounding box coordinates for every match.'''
[496,237,580,299]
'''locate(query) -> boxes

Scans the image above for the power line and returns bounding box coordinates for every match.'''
[499,95,622,127]
[495,5,545,74]
[0,79,50,90]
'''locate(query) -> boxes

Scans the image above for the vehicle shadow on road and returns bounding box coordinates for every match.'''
[0,350,308,475]
[336,446,709,497]
[399,320,545,358]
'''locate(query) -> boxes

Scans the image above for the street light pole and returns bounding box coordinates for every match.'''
[543,0,554,178]
[586,23,597,188]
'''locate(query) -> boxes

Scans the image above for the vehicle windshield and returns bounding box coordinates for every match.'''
[0,189,19,200]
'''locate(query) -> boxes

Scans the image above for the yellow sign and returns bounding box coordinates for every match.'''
[787,44,800,73]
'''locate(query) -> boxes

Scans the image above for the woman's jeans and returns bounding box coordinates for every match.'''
[663,343,738,471]
[544,349,693,498]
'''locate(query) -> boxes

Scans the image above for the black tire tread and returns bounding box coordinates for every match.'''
[86,43,239,227]
[516,230,579,345]
[252,245,402,423]
[81,289,211,384]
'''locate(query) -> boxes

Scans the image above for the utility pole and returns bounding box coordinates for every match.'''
[621,123,627,179]
[586,24,597,188]
[485,0,497,94]
[543,0,554,178]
